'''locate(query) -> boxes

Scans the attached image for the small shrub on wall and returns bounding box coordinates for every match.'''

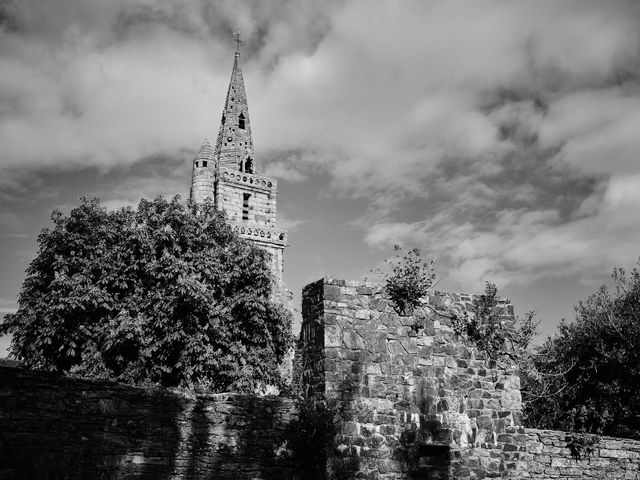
[566,432,600,461]
[451,282,537,365]
[376,245,437,315]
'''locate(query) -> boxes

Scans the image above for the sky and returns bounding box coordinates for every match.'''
[1,0,640,354]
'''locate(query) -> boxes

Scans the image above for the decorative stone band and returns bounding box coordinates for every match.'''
[230,222,287,246]
[218,168,278,192]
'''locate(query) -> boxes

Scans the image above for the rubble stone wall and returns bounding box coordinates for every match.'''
[3,277,640,479]
[525,429,640,479]
[298,278,525,479]
[0,366,297,480]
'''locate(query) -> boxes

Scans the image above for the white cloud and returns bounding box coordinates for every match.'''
[604,175,640,208]
[0,299,17,315]
[3,1,639,191]
[260,161,308,183]
[277,214,306,232]
[540,89,640,177]
[0,30,224,171]
[365,172,640,288]
[2,0,640,293]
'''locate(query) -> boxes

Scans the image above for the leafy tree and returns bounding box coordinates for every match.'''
[0,196,293,392]
[524,263,640,439]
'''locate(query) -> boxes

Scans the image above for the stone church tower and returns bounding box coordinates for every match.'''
[190,39,290,303]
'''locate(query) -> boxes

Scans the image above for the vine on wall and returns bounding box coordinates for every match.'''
[284,397,340,479]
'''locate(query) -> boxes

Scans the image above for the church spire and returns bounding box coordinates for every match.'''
[189,34,290,306]
[214,31,255,174]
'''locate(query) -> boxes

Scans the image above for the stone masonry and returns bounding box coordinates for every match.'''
[189,139,216,205]
[0,366,297,480]
[525,429,640,479]
[2,278,640,479]
[295,277,640,479]
[297,278,525,479]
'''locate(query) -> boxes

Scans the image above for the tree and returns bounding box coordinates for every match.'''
[524,263,640,439]
[0,196,293,392]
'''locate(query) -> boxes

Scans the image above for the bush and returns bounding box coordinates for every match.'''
[451,282,537,364]
[285,397,340,479]
[377,245,437,315]
[524,262,640,439]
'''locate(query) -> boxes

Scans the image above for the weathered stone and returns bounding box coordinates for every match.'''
[5,277,640,480]
[0,366,297,480]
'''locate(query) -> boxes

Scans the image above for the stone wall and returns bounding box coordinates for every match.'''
[525,429,640,479]
[297,278,525,479]
[4,277,640,479]
[0,366,297,480]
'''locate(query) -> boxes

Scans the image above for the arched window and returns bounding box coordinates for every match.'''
[245,157,253,174]
[238,113,245,130]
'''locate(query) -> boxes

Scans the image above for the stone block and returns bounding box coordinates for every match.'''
[325,324,341,348]
[600,449,639,459]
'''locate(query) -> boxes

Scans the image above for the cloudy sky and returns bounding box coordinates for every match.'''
[1,0,640,352]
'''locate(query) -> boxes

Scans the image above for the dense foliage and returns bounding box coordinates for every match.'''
[0,196,293,392]
[524,264,640,439]
[452,282,537,364]
[285,397,340,480]
[377,245,437,315]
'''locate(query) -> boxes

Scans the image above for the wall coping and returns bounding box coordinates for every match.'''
[525,428,640,444]
[304,277,512,306]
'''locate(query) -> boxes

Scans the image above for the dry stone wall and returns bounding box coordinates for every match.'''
[0,366,296,480]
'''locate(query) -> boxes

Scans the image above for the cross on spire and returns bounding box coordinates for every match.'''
[233,30,242,56]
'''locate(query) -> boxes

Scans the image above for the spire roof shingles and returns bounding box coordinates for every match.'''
[214,44,255,173]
